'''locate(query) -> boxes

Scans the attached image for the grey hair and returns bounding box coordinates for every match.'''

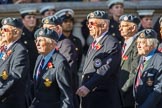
[146,38,159,48]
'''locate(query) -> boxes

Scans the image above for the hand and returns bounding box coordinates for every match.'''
[76,85,90,97]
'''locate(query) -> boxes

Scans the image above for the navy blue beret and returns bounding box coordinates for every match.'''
[138,29,157,39]
[1,17,23,29]
[42,15,61,25]
[87,10,109,20]
[119,14,140,25]
[34,28,59,41]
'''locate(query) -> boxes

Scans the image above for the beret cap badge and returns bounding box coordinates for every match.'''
[139,32,145,38]
[123,16,128,21]
[3,19,7,24]
[89,13,95,18]
[44,19,49,24]
[39,30,44,35]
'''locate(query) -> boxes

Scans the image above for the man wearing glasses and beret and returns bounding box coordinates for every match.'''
[76,10,121,108]
[0,17,30,108]
[30,28,74,108]
[134,29,162,108]
[118,14,141,108]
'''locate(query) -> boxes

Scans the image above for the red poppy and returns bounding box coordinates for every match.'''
[122,55,128,60]
[95,43,101,50]
[7,50,12,56]
[47,62,54,69]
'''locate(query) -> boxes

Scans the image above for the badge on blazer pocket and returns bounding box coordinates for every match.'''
[1,70,8,80]
[146,77,154,86]
[44,78,52,87]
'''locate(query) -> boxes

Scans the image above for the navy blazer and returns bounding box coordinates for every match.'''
[81,32,122,108]
[31,50,74,108]
[134,51,162,108]
[0,40,30,108]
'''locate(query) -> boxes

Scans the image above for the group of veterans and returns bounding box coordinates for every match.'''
[0,0,162,108]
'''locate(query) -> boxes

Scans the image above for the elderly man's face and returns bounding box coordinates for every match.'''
[35,37,51,55]
[1,25,17,45]
[87,18,106,39]
[136,38,153,56]
[119,21,135,38]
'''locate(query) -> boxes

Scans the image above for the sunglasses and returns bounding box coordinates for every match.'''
[1,28,10,32]
[86,21,98,26]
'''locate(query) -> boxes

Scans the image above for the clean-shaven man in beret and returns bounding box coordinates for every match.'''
[118,14,141,108]
[134,29,162,108]
[0,17,30,108]
[42,15,78,92]
[30,28,74,108]
[76,10,122,108]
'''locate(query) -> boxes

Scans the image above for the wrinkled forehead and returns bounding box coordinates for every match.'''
[120,21,135,26]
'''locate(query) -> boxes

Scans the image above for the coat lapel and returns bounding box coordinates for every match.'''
[121,37,137,65]
[36,51,58,89]
[0,42,17,66]
[83,34,108,71]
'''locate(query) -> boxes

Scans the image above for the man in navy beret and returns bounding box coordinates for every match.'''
[134,29,162,108]
[118,14,141,108]
[30,28,74,108]
[0,17,30,108]
[42,15,78,91]
[76,10,122,108]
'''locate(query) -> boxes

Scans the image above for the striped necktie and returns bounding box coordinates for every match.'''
[36,58,44,80]
[135,58,145,90]
[91,40,96,49]
[122,43,126,56]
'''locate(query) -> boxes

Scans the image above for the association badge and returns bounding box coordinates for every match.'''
[94,58,102,69]
[44,78,52,87]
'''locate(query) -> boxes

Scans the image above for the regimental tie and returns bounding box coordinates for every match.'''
[91,40,96,49]
[88,40,96,55]
[135,57,146,91]
[122,43,126,56]
[36,58,45,80]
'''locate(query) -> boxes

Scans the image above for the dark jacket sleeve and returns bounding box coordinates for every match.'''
[139,68,162,108]
[56,60,74,108]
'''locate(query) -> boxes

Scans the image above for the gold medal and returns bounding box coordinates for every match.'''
[44,78,52,87]
[1,70,8,80]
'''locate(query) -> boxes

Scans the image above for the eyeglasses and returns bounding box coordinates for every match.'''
[1,28,10,32]
[86,21,98,26]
